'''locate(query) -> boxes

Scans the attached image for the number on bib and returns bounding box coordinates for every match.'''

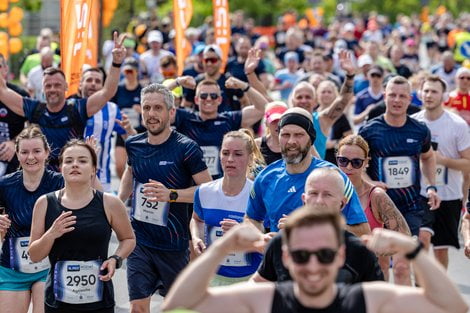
[380,156,415,189]
[9,237,50,273]
[132,182,170,226]
[205,225,250,267]
[201,146,220,176]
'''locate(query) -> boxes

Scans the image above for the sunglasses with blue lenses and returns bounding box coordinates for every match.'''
[290,248,338,265]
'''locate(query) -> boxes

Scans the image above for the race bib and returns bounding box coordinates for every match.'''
[380,156,415,189]
[9,237,50,273]
[132,182,169,226]
[53,260,103,304]
[121,108,140,129]
[201,146,220,176]
[435,165,448,186]
[205,225,250,267]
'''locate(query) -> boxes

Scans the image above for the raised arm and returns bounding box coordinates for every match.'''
[86,32,126,117]
[0,71,24,116]
[244,48,272,101]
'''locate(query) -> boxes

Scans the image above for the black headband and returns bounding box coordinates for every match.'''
[278,112,316,144]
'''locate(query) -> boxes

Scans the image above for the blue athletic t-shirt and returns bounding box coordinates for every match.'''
[126,130,208,251]
[246,157,367,232]
[173,109,242,179]
[22,98,89,169]
[359,116,431,212]
[0,170,64,268]
[194,178,262,278]
[313,111,327,159]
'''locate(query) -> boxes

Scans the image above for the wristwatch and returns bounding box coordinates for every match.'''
[108,255,122,269]
[169,189,179,202]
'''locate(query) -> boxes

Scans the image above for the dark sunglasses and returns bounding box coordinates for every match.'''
[290,248,337,265]
[204,57,219,64]
[336,156,365,169]
[199,93,219,100]
[459,76,470,81]
[370,73,382,78]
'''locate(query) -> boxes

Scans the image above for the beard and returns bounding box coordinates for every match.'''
[145,119,167,136]
[281,140,311,165]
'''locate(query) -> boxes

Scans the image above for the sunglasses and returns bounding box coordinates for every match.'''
[124,69,135,75]
[290,248,337,265]
[370,73,382,78]
[459,76,470,81]
[199,93,219,100]
[336,156,365,169]
[204,57,219,64]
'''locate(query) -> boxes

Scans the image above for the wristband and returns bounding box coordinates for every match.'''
[175,78,181,87]
[112,62,122,68]
[426,185,437,193]
[345,74,355,79]
[405,241,424,260]
[243,84,250,92]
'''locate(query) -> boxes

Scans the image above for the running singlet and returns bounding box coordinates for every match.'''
[173,109,242,179]
[271,281,366,313]
[44,191,113,311]
[194,178,262,278]
[246,157,367,232]
[126,131,207,251]
[260,136,282,165]
[0,170,64,269]
[359,116,431,212]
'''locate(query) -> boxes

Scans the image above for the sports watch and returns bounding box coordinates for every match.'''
[169,189,179,202]
[108,255,122,269]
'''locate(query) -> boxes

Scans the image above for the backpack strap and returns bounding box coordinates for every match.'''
[30,102,47,124]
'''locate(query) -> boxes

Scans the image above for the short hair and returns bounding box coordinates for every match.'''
[58,139,98,170]
[81,67,105,82]
[141,83,175,110]
[337,134,369,158]
[421,74,447,93]
[43,67,66,80]
[306,167,345,196]
[385,75,411,93]
[196,79,221,95]
[282,206,345,247]
[160,55,177,68]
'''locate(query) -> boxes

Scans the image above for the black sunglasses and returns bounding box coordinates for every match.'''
[370,73,382,78]
[336,156,365,169]
[199,93,219,100]
[290,248,337,265]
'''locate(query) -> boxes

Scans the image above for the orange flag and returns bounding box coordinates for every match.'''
[213,0,230,72]
[173,0,193,76]
[60,0,99,97]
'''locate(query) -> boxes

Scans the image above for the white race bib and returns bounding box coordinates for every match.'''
[381,156,415,189]
[132,182,169,226]
[205,225,250,267]
[9,237,50,273]
[53,260,103,304]
[121,108,140,129]
[201,146,220,176]
[435,165,448,186]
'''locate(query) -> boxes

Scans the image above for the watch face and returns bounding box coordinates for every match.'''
[170,191,178,201]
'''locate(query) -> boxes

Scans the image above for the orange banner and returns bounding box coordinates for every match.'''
[60,0,99,97]
[213,0,230,72]
[173,0,193,76]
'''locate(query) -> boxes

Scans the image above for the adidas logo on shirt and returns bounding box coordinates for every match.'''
[287,186,296,193]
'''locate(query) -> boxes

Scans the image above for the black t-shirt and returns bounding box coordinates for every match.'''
[395,64,412,79]
[271,281,366,313]
[325,114,352,165]
[366,101,422,121]
[225,57,266,83]
[257,231,384,284]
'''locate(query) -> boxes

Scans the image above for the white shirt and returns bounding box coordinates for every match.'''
[139,49,174,83]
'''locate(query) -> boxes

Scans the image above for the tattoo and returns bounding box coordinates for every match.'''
[373,191,411,235]
[325,81,353,120]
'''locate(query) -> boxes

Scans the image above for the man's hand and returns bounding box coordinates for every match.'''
[116,113,137,136]
[0,140,15,162]
[220,218,239,233]
[362,228,417,256]
[225,76,247,90]
[176,76,196,90]
[193,238,206,256]
[427,189,441,210]
[143,179,171,202]
[244,48,261,74]
[218,223,265,255]
[338,50,355,76]
[111,32,127,65]
[277,214,288,230]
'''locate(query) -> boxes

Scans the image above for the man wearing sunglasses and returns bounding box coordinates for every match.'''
[172,77,267,179]
[353,65,384,128]
[162,208,467,313]
[445,67,470,125]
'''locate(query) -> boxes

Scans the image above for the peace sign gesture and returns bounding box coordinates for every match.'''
[111,31,127,65]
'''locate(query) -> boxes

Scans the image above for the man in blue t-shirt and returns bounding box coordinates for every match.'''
[0,34,126,170]
[245,107,369,236]
[118,83,211,312]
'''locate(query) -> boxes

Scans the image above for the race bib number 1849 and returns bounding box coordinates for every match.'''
[380,156,415,189]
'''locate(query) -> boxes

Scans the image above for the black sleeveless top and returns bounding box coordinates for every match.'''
[271,281,366,313]
[260,136,282,165]
[44,190,114,310]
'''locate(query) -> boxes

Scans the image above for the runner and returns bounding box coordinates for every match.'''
[118,84,211,313]
[412,75,470,269]
[0,126,63,313]
[162,208,467,313]
[191,130,263,286]
[28,140,135,313]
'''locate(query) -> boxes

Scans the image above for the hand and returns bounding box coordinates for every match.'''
[99,258,116,281]
[372,180,388,189]
[193,238,206,256]
[244,48,261,74]
[281,81,293,90]
[85,135,100,157]
[220,218,239,233]
[338,50,356,76]
[225,76,247,90]
[277,214,288,230]
[464,241,470,259]
[217,223,265,255]
[362,228,416,256]
[177,76,196,89]
[111,32,127,65]
[0,140,15,162]
[116,114,137,136]
[0,214,11,234]
[427,189,441,210]
[143,179,171,202]
[47,211,76,240]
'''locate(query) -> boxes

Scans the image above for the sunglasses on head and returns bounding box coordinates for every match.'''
[336,156,365,169]
[290,248,337,265]
[199,92,219,100]
[204,57,219,64]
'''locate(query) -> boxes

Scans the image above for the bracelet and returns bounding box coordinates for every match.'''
[405,241,424,260]
[426,185,437,193]
[345,74,355,79]
[112,62,122,68]
[243,84,250,92]
[175,78,180,87]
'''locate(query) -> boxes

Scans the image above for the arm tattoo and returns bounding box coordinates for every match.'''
[374,191,411,235]
[325,80,353,120]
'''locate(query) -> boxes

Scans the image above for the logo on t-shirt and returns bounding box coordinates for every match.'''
[287,186,296,193]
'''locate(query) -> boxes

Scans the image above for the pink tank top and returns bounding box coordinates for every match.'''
[365,186,384,230]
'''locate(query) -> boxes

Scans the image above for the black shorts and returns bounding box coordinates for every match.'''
[45,306,114,313]
[420,198,462,249]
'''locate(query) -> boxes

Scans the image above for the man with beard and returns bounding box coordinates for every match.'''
[118,84,212,313]
[162,208,467,313]
[245,107,369,235]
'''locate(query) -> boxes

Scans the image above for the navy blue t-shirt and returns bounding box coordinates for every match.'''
[173,109,242,179]
[359,116,431,212]
[126,131,208,251]
[225,57,266,83]
[0,170,64,268]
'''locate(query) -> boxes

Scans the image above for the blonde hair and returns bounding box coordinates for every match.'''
[337,134,369,158]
